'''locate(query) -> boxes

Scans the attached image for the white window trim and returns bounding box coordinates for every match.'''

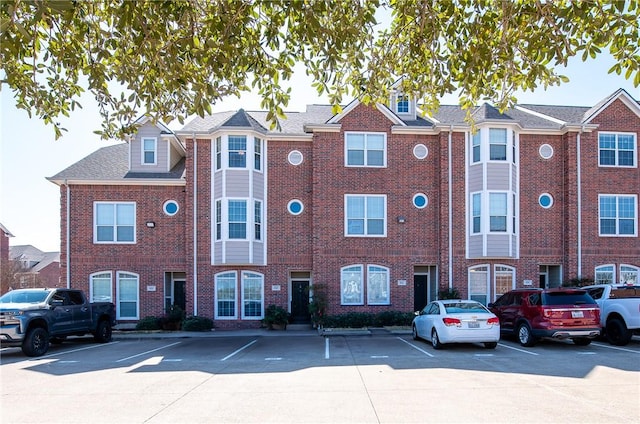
[598,131,637,168]
[620,264,639,284]
[367,265,390,305]
[344,194,387,237]
[116,271,139,320]
[89,271,112,303]
[344,132,387,168]
[595,264,615,284]
[141,137,157,165]
[93,201,136,244]
[341,265,364,305]
[493,265,515,301]
[468,265,490,305]
[470,127,516,164]
[598,194,638,237]
[215,271,238,319]
[241,271,264,319]
[227,198,248,240]
[213,133,266,173]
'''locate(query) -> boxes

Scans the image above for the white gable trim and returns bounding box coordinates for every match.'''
[514,105,566,125]
[583,89,640,124]
[326,99,406,126]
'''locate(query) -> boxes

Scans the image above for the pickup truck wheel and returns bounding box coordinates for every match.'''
[606,318,632,346]
[94,320,112,343]
[22,327,50,357]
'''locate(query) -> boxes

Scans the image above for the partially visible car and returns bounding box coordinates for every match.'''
[412,299,500,349]
[488,288,601,347]
[582,284,640,346]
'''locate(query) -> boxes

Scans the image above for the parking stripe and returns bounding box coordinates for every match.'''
[116,341,182,362]
[220,339,257,361]
[592,342,640,354]
[396,337,435,357]
[497,343,539,355]
[36,341,120,360]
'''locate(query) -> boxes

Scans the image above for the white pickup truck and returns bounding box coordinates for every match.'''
[583,284,640,346]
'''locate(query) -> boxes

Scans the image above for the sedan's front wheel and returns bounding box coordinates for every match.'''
[412,325,419,341]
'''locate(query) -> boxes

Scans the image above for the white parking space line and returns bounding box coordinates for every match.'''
[396,337,435,357]
[220,339,257,361]
[116,341,182,363]
[38,341,120,359]
[325,337,330,359]
[592,342,640,354]
[370,355,389,358]
[265,357,282,361]
[497,343,539,355]
[577,352,597,355]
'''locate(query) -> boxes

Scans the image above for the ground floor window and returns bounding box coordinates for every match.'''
[469,265,489,304]
[494,265,515,298]
[215,272,237,319]
[242,272,264,319]
[620,265,639,284]
[117,272,139,320]
[90,272,112,302]
[341,265,364,305]
[215,271,264,320]
[596,264,639,284]
[595,265,615,284]
[367,265,390,305]
[341,264,389,305]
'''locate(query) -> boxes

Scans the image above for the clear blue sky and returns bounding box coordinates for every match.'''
[1,55,638,252]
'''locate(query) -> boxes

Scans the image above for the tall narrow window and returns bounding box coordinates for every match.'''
[215,272,236,318]
[242,272,264,318]
[341,265,364,305]
[215,136,222,170]
[254,201,262,241]
[469,266,489,305]
[117,272,139,319]
[489,128,507,160]
[94,202,135,243]
[228,200,247,239]
[367,265,390,305]
[254,137,262,171]
[489,193,507,232]
[142,138,157,165]
[215,200,222,240]
[472,132,481,163]
[228,135,247,168]
[472,193,481,233]
[494,265,515,299]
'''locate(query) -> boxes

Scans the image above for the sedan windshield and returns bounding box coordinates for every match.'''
[444,302,489,314]
[0,290,49,304]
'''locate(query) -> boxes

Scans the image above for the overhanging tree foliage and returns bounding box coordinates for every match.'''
[1,0,638,139]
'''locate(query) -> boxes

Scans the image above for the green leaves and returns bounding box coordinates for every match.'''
[1,0,638,140]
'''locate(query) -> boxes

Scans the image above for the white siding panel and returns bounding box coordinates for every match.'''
[511,165,518,192]
[225,172,250,197]
[225,241,250,264]
[486,163,510,190]
[468,235,484,258]
[468,165,483,192]
[253,172,265,199]
[253,242,265,266]
[487,234,511,257]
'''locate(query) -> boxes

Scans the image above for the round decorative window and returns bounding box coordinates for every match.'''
[413,144,428,159]
[163,200,179,216]
[288,150,304,166]
[538,193,553,209]
[413,193,428,209]
[539,144,554,159]
[287,199,304,215]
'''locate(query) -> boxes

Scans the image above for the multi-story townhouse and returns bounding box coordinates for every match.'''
[48,88,639,328]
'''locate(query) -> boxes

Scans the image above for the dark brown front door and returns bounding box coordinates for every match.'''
[291,281,310,323]
[414,275,428,311]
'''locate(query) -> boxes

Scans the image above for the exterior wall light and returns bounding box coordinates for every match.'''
[146,221,156,228]
[397,216,406,224]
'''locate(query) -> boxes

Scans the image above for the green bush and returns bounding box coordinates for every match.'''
[136,316,161,331]
[322,311,414,328]
[372,311,414,327]
[182,316,214,332]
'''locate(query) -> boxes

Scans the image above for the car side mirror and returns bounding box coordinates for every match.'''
[50,299,64,308]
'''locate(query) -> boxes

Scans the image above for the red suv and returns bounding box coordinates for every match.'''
[488,288,601,346]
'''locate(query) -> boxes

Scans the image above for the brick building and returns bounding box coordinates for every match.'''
[48,88,639,328]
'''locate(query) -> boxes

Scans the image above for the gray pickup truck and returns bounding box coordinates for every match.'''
[0,288,116,357]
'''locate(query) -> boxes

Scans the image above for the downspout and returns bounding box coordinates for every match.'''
[65,180,70,288]
[192,134,198,315]
[448,126,453,290]
[576,127,584,278]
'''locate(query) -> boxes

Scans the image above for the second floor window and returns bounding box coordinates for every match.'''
[489,128,507,161]
[472,132,481,163]
[94,202,135,243]
[346,195,386,236]
[345,132,386,167]
[228,136,247,168]
[599,195,637,236]
[599,132,636,167]
[142,138,157,165]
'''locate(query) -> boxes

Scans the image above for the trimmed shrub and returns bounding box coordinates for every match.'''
[136,316,161,331]
[182,316,214,332]
[322,311,414,328]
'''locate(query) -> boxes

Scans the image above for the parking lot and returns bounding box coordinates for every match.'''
[1,330,639,423]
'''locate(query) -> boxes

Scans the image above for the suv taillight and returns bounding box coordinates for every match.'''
[487,317,499,325]
[443,317,461,327]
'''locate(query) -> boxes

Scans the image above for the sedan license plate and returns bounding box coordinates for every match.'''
[468,321,480,329]
[571,310,584,318]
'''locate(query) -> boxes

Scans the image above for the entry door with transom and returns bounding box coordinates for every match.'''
[290,281,310,323]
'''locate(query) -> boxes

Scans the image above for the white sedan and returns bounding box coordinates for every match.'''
[412,300,500,349]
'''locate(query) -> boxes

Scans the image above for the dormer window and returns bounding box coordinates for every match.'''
[396,95,409,114]
[142,137,157,165]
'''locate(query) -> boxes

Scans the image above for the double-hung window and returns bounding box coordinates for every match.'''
[599,132,636,167]
[472,193,482,233]
[116,272,139,319]
[489,193,507,232]
[599,195,637,236]
[90,272,112,302]
[142,138,157,165]
[228,135,247,168]
[489,129,507,161]
[242,272,264,319]
[215,272,237,318]
[346,195,386,236]
[472,132,481,163]
[94,202,135,243]
[345,132,386,167]
[228,200,247,239]
[254,201,262,241]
